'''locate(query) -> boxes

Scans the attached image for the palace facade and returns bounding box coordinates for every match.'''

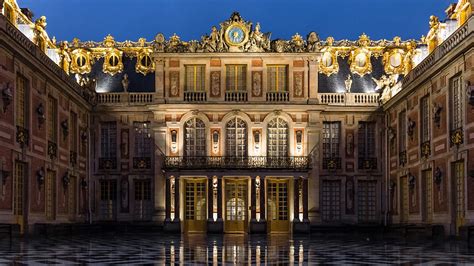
[0,0,473,236]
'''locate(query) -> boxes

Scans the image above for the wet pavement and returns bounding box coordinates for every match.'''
[1,233,474,265]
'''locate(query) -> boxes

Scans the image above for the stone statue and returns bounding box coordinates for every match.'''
[306,31,320,52]
[154,33,165,52]
[122,74,130,92]
[78,75,97,104]
[247,23,271,52]
[344,74,352,93]
[290,33,305,52]
[33,16,49,53]
[404,41,416,75]
[58,41,71,75]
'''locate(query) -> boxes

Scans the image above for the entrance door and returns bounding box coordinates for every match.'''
[453,161,465,235]
[184,179,207,233]
[422,170,433,223]
[225,179,248,233]
[357,180,377,223]
[68,176,77,221]
[400,176,409,223]
[134,179,152,221]
[99,180,117,220]
[321,180,341,222]
[267,179,289,233]
[45,170,56,221]
[13,161,27,234]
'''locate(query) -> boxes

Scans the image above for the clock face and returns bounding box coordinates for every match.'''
[225,24,247,46]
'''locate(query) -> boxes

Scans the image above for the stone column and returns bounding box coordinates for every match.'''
[165,177,171,220]
[259,177,266,221]
[217,177,223,221]
[251,177,257,221]
[303,178,309,221]
[294,177,300,222]
[174,177,180,222]
[308,59,319,103]
[208,177,213,221]
[155,59,165,102]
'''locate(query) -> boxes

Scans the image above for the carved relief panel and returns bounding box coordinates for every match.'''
[169,71,180,97]
[210,71,221,97]
[293,71,304,98]
[252,71,262,97]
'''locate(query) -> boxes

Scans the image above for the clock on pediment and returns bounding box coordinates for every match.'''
[224,23,249,47]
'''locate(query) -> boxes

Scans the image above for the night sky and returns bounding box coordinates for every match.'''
[19,0,451,42]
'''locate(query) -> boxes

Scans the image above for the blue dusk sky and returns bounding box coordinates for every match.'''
[19,0,451,42]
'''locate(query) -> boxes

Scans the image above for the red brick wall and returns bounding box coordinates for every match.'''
[433,158,448,213]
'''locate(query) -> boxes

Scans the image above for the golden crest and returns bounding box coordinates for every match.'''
[318,37,339,76]
[135,49,155,75]
[383,48,405,75]
[350,48,372,76]
[70,49,92,74]
[224,22,249,47]
[103,49,123,76]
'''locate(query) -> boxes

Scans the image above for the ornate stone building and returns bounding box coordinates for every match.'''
[0,0,473,235]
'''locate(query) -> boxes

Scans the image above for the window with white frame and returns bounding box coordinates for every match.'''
[323,122,340,159]
[226,117,247,157]
[184,118,206,156]
[358,122,376,159]
[185,65,205,92]
[226,65,247,92]
[267,117,288,157]
[100,122,117,158]
[134,121,152,157]
[450,75,463,131]
[420,96,430,143]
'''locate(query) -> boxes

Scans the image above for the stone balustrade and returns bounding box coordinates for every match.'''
[97,93,155,105]
[318,93,379,106]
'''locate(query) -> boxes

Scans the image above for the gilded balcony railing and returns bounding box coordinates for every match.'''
[164,156,310,170]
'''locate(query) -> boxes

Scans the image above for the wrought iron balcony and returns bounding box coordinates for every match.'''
[16,126,29,147]
[133,157,152,169]
[358,157,377,170]
[164,156,310,170]
[48,141,57,159]
[450,127,464,146]
[399,151,407,166]
[98,157,117,170]
[322,157,342,170]
[420,140,431,158]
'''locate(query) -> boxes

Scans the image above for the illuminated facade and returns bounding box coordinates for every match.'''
[0,0,473,236]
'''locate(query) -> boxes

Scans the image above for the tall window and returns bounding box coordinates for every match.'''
[450,75,463,130]
[100,122,117,158]
[226,65,247,92]
[267,117,288,157]
[47,96,57,142]
[420,96,430,143]
[185,65,205,92]
[226,117,247,157]
[134,121,152,157]
[70,112,78,152]
[184,118,206,156]
[323,122,340,159]
[399,111,407,153]
[16,75,28,128]
[358,122,376,158]
[267,65,288,92]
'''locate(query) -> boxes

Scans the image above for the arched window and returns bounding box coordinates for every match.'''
[184,118,206,156]
[226,117,247,157]
[267,117,288,157]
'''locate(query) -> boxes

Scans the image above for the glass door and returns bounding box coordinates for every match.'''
[267,179,289,233]
[321,180,341,222]
[100,180,117,220]
[453,161,465,235]
[13,162,27,234]
[422,170,433,223]
[184,179,207,232]
[400,176,409,223]
[225,179,248,233]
